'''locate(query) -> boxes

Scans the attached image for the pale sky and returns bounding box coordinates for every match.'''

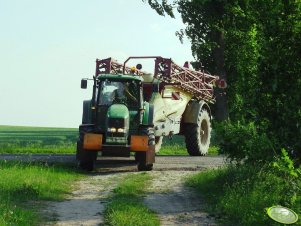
[0,0,193,128]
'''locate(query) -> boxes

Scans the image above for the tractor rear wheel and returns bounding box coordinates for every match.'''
[184,109,211,156]
[136,127,155,171]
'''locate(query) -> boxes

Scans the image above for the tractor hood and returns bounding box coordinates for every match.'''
[105,104,130,144]
[107,104,129,119]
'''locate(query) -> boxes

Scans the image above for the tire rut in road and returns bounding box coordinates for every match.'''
[145,171,217,226]
[0,155,225,225]
[43,170,217,226]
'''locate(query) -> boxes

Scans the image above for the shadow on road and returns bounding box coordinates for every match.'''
[0,154,226,174]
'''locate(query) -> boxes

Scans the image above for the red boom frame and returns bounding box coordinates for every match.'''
[95,56,218,103]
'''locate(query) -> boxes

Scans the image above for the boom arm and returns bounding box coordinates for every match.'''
[153,57,217,103]
[95,56,218,103]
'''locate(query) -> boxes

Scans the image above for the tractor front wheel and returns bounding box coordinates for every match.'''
[135,127,155,171]
[135,152,153,171]
[137,154,153,171]
[76,140,97,171]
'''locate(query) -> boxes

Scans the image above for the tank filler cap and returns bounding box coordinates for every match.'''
[136,63,142,70]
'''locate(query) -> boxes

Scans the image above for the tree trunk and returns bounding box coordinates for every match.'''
[212,30,229,121]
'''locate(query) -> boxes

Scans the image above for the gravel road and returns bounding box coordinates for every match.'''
[0,154,226,225]
[0,154,225,172]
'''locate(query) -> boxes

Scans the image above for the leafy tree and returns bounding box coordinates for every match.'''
[145,0,301,163]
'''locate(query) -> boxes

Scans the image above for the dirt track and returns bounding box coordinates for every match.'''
[0,154,225,225]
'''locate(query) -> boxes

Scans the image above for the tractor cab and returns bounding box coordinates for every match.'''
[97,76,142,109]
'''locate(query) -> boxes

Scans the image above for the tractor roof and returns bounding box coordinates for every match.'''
[96,74,143,82]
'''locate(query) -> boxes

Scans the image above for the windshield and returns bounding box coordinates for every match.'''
[98,80,140,107]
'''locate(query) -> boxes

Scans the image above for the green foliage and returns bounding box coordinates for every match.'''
[273,149,301,178]
[101,4,301,224]
[187,163,301,226]
[214,121,276,163]
[0,161,82,225]
[145,0,301,163]
[225,1,301,160]
[144,0,175,18]
[104,173,159,226]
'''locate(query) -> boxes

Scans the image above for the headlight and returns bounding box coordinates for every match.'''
[108,127,117,133]
[117,128,125,133]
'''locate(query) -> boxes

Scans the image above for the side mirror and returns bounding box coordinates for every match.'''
[81,79,87,89]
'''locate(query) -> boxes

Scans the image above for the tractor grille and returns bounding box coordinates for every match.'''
[108,118,125,128]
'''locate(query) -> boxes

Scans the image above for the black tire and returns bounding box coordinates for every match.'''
[184,109,211,156]
[79,151,97,171]
[137,160,153,171]
[136,127,155,171]
[135,152,153,171]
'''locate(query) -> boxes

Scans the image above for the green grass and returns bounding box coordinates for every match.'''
[104,173,159,226]
[159,135,219,155]
[158,136,187,155]
[0,125,77,154]
[0,125,220,155]
[0,160,82,225]
[186,164,301,226]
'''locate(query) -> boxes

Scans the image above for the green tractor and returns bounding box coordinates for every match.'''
[77,56,217,171]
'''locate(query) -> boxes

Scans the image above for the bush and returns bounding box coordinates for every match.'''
[187,159,301,226]
[214,121,277,163]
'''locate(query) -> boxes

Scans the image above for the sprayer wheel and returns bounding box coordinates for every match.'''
[185,109,211,156]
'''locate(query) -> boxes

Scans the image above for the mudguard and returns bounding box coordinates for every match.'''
[182,100,211,124]
[142,102,154,126]
[76,124,95,160]
[82,100,92,124]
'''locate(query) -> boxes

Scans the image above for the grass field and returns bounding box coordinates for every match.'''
[0,161,82,225]
[0,125,77,154]
[0,125,219,155]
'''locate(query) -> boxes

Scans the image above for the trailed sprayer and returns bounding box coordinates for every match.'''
[77,56,218,171]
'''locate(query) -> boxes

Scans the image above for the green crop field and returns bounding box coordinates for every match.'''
[0,125,78,154]
[0,125,218,155]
